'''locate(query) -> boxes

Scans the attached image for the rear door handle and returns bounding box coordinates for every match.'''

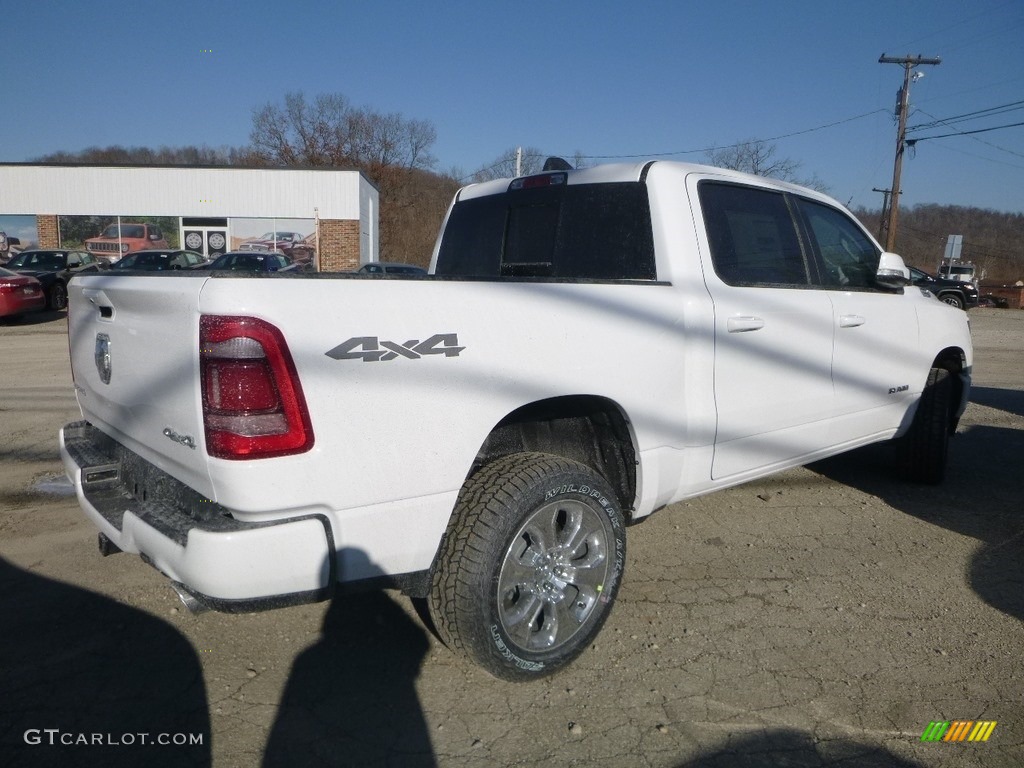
[839,314,866,328]
[727,316,765,333]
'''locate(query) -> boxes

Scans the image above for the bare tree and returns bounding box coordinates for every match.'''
[249,92,437,172]
[472,146,547,181]
[37,92,453,266]
[35,144,250,166]
[249,91,448,263]
[704,139,828,192]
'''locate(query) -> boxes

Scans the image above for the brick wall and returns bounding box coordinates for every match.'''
[37,215,59,248]
[317,219,361,272]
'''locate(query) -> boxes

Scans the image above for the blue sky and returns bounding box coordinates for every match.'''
[2,0,1022,212]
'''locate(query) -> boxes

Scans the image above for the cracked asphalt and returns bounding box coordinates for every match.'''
[1,308,1021,767]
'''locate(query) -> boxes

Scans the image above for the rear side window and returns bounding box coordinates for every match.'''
[699,182,809,287]
[436,181,655,280]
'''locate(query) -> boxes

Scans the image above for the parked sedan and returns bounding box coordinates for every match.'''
[0,266,47,320]
[204,251,295,273]
[239,232,314,264]
[110,249,208,271]
[5,249,106,310]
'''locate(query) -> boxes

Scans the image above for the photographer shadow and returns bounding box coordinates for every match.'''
[676,728,923,767]
[0,556,210,767]
[263,551,436,768]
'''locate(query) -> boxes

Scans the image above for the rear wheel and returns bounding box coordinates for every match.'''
[896,367,952,484]
[47,282,68,311]
[429,452,626,681]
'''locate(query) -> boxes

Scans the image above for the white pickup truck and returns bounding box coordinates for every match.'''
[61,161,972,680]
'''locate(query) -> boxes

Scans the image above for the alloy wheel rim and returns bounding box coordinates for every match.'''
[496,498,613,653]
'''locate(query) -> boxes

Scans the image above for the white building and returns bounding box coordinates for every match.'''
[0,163,379,271]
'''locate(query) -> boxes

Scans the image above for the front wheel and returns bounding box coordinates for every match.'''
[896,367,952,484]
[940,293,964,310]
[429,452,626,681]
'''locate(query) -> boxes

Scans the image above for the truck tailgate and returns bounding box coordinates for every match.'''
[67,273,213,497]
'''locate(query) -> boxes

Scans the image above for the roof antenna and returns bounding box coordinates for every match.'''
[541,156,573,171]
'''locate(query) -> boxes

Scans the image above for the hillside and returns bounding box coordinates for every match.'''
[854,204,1024,283]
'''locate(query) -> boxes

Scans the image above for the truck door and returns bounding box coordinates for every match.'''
[794,197,925,439]
[695,180,836,480]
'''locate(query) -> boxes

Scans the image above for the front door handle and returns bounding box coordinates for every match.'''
[839,314,866,328]
[727,316,765,333]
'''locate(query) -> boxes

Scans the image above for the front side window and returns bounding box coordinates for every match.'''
[699,182,809,287]
[797,200,879,289]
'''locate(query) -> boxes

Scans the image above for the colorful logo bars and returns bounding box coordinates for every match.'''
[921,721,997,742]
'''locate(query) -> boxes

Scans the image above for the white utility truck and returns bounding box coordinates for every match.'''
[61,161,972,680]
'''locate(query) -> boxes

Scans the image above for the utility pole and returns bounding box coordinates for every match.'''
[879,54,940,252]
[872,187,893,241]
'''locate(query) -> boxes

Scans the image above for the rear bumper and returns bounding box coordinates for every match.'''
[60,421,335,610]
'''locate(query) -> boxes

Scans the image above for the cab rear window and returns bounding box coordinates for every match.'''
[436,182,656,280]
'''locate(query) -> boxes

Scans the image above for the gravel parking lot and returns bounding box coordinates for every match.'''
[1,308,1022,768]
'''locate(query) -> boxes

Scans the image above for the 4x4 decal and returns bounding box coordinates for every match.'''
[326,333,465,362]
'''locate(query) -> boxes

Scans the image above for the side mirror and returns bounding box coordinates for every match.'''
[875,252,910,288]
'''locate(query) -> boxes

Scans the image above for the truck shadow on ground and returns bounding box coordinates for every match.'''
[969,385,1024,418]
[263,590,436,768]
[0,557,211,767]
[809,397,1024,624]
[0,309,66,327]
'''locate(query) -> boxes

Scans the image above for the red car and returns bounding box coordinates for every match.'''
[0,266,47,320]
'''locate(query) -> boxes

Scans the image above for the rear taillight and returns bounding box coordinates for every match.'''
[200,315,314,459]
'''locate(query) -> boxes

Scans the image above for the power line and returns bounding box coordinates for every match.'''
[908,99,1024,131]
[924,139,1024,171]
[886,0,1020,49]
[907,119,1024,143]
[572,109,890,161]
[461,108,890,179]
[910,107,1024,160]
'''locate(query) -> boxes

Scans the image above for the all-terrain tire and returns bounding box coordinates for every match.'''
[428,452,626,681]
[896,367,952,484]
